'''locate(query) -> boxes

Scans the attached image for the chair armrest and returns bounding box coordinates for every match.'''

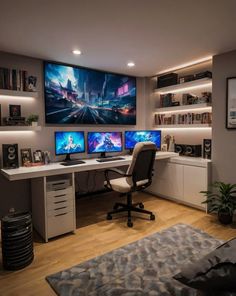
[104,168,131,190]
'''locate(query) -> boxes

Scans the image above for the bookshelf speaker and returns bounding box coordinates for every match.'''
[2,144,19,169]
[203,139,212,159]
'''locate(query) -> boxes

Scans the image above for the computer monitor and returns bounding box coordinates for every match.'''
[87,132,122,158]
[55,131,85,161]
[124,130,161,153]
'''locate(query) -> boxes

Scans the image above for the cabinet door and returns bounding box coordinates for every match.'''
[183,166,207,208]
[149,160,184,200]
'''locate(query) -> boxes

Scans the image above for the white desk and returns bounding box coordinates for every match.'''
[1,152,177,242]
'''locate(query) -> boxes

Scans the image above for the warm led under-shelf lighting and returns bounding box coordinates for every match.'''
[0,95,36,100]
[0,131,35,134]
[72,49,82,55]
[158,82,212,95]
[156,106,212,114]
[158,56,212,74]
[157,127,212,130]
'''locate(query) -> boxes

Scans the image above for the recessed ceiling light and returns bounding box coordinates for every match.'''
[127,62,135,67]
[72,49,82,55]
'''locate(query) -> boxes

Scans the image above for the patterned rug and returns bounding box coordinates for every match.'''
[46,224,223,296]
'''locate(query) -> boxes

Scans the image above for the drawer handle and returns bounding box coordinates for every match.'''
[54,200,67,204]
[54,188,66,191]
[54,194,66,198]
[55,212,67,217]
[54,206,67,211]
[53,182,67,185]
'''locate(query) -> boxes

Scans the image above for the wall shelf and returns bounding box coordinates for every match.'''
[155,124,212,129]
[155,103,212,113]
[0,89,38,98]
[154,77,212,94]
[0,126,42,132]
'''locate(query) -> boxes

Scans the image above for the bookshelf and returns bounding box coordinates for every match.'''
[154,124,211,129]
[0,89,38,99]
[155,103,212,114]
[0,126,41,132]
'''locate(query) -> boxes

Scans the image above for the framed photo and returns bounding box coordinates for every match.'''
[33,150,43,163]
[21,148,32,166]
[9,104,21,117]
[226,77,236,129]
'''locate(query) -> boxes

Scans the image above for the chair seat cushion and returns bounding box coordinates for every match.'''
[104,178,149,193]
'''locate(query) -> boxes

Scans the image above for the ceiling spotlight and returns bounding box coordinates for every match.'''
[127,62,135,67]
[73,49,82,55]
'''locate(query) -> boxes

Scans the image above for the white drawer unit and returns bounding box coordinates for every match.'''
[147,157,211,211]
[31,173,76,242]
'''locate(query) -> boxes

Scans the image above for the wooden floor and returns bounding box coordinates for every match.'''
[1,192,236,296]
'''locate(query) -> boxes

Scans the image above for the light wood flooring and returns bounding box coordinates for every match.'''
[1,192,236,296]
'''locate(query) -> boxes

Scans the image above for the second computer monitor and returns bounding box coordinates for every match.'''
[87,132,122,158]
[125,130,161,152]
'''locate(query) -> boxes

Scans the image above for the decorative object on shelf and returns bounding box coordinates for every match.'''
[195,71,212,80]
[226,77,236,129]
[168,136,175,152]
[9,104,21,117]
[27,76,37,92]
[203,139,212,159]
[182,93,198,105]
[2,144,19,169]
[43,151,51,165]
[157,73,178,88]
[160,93,174,107]
[27,114,39,126]
[2,116,26,126]
[201,181,236,225]
[20,148,32,167]
[156,112,212,126]
[175,144,202,157]
[179,74,195,84]
[161,143,168,152]
[33,150,43,163]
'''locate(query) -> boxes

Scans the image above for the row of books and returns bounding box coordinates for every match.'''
[155,112,212,125]
[0,67,28,91]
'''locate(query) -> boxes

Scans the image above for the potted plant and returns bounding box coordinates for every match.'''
[27,114,39,127]
[201,181,236,225]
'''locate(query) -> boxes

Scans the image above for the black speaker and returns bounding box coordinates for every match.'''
[2,144,19,169]
[175,144,202,157]
[203,139,212,159]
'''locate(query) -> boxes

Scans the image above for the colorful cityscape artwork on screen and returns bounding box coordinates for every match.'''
[125,130,161,149]
[44,62,136,124]
[87,132,122,153]
[55,131,85,155]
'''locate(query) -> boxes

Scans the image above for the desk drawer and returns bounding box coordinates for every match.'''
[47,204,73,217]
[47,212,74,239]
[46,187,73,199]
[46,179,70,191]
[47,199,73,211]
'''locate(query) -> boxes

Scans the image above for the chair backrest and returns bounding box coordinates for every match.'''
[126,141,157,187]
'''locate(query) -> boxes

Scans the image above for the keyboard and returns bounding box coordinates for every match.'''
[96,157,125,163]
[60,160,85,166]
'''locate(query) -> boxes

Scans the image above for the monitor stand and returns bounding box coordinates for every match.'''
[63,154,80,162]
[128,148,134,155]
[98,152,111,159]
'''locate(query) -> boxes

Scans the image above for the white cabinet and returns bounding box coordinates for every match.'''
[31,174,76,242]
[147,157,210,210]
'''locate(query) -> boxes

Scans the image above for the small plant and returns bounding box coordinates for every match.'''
[27,114,39,125]
[201,181,236,224]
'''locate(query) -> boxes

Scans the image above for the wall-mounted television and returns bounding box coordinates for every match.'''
[44,61,136,125]
[124,130,161,152]
[87,131,122,158]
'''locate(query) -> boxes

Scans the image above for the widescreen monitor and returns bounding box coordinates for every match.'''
[87,132,122,158]
[44,61,136,125]
[55,131,85,161]
[124,130,161,151]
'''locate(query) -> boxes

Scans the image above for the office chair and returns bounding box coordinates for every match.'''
[104,141,156,227]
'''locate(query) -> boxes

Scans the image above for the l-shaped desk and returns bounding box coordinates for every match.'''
[1,152,211,242]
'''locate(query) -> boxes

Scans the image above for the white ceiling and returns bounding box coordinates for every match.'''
[0,0,236,77]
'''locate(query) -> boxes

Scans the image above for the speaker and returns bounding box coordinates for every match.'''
[175,144,202,157]
[2,144,19,169]
[203,139,212,159]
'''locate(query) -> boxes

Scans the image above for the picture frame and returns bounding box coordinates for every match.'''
[226,77,236,129]
[9,104,21,117]
[21,148,32,166]
[33,150,43,163]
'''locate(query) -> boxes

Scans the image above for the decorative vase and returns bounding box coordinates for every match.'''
[218,210,233,225]
[31,121,38,127]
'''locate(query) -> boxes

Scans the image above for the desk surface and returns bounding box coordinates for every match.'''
[1,152,178,181]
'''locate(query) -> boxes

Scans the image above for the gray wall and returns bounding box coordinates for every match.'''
[0,51,146,217]
[212,50,236,184]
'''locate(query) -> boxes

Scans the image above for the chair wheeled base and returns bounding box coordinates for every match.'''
[106,192,155,227]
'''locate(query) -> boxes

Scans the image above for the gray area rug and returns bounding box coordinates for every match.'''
[46,224,223,296]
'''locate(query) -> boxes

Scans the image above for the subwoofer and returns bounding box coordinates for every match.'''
[2,144,19,169]
[203,139,212,159]
[175,144,202,157]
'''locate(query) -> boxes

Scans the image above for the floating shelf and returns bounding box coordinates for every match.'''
[0,89,38,98]
[154,77,212,94]
[155,103,212,113]
[0,126,42,132]
[155,124,212,129]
